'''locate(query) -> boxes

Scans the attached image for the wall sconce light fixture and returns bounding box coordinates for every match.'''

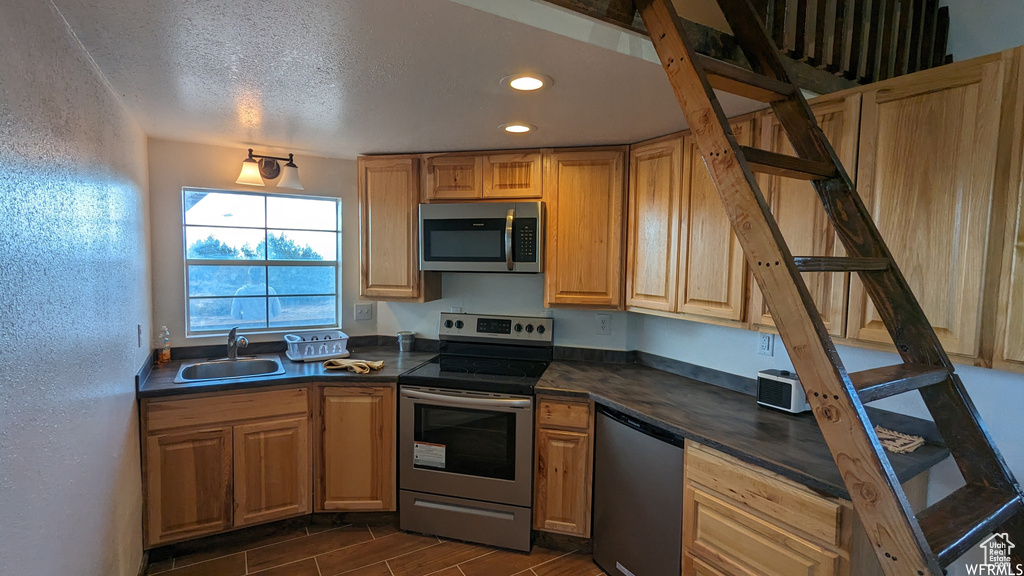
[236,148,304,190]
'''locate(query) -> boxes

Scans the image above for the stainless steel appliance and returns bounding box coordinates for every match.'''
[594,407,685,576]
[757,369,810,413]
[398,312,553,551]
[419,201,543,273]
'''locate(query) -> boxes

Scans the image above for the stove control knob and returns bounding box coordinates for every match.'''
[536,325,546,334]
[514,323,523,332]
[455,320,465,329]
[443,319,454,329]
[525,324,534,333]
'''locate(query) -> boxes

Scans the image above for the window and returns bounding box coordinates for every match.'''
[182,189,341,335]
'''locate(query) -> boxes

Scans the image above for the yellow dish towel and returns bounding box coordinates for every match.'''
[322,359,385,374]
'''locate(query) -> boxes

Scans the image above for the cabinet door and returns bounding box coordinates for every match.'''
[749,95,861,337]
[533,428,592,537]
[544,148,627,308]
[686,487,839,576]
[849,56,1008,356]
[483,152,543,198]
[676,120,751,322]
[145,428,232,547]
[233,417,311,527]
[627,137,683,311]
[359,156,433,300]
[424,155,483,200]
[319,386,396,511]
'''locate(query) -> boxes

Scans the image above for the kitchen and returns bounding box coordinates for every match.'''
[4,1,1024,576]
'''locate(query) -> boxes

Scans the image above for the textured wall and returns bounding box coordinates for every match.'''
[0,2,151,576]
[146,138,369,347]
[940,0,1024,60]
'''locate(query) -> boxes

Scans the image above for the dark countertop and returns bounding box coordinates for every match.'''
[138,345,436,398]
[537,360,950,501]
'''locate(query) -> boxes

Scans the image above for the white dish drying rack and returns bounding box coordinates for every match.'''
[284,331,350,362]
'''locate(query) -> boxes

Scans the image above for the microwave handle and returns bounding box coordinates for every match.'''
[505,208,515,271]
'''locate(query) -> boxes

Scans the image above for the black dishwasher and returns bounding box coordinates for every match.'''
[593,407,685,576]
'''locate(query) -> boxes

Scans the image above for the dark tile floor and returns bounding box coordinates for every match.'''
[146,522,607,576]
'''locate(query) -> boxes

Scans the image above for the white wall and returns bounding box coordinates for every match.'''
[942,0,1024,60]
[147,139,373,348]
[0,2,151,575]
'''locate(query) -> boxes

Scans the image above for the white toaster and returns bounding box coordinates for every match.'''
[757,369,810,414]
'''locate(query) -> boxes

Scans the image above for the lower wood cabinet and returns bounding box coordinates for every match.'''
[233,417,310,526]
[145,427,233,545]
[533,397,594,537]
[683,442,927,576]
[317,385,396,511]
[141,388,312,548]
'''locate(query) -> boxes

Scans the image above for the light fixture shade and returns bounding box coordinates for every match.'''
[236,158,265,186]
[277,163,304,190]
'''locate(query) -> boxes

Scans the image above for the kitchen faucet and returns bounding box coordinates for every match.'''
[227,327,248,360]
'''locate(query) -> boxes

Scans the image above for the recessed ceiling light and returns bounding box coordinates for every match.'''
[501,123,535,134]
[500,73,553,91]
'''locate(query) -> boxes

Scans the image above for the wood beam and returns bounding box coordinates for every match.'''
[539,0,855,94]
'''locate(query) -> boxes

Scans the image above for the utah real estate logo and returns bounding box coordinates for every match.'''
[966,533,1023,575]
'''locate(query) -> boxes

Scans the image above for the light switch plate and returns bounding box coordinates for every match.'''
[353,303,373,321]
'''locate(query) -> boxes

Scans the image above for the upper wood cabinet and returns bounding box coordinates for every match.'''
[626,119,751,324]
[677,120,751,323]
[484,152,543,198]
[422,151,543,201]
[627,136,682,311]
[544,147,627,308]
[423,155,483,200]
[358,156,440,302]
[993,47,1024,373]
[749,94,861,337]
[317,385,396,512]
[848,53,1012,357]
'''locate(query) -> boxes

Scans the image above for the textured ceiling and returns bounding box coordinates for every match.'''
[53,0,764,159]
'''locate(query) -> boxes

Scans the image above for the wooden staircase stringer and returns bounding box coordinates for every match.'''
[633,1,940,574]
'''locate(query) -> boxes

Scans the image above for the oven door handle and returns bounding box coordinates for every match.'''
[505,208,515,271]
[403,388,532,409]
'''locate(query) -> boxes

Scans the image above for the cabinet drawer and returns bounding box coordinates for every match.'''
[689,487,839,576]
[537,398,591,431]
[146,388,309,433]
[686,443,842,545]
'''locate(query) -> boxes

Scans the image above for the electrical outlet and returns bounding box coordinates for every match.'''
[758,333,774,356]
[450,306,462,313]
[353,303,373,321]
[595,314,611,336]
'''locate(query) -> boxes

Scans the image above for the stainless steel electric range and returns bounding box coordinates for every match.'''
[397,312,553,551]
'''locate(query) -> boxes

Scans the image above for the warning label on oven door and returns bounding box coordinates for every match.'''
[413,442,446,469]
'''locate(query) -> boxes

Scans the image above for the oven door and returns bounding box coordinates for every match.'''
[399,386,533,507]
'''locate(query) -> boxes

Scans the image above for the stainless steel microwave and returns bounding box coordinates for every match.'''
[419,201,543,273]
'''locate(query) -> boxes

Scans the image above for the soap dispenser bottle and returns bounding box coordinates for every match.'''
[157,326,171,365]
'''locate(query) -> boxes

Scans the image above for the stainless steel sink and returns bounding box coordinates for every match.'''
[174,355,285,383]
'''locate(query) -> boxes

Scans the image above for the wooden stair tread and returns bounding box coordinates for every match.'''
[849,364,949,403]
[740,146,837,180]
[696,54,795,102]
[793,257,891,272]
[917,483,1022,567]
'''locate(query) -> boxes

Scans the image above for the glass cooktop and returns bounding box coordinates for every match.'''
[398,354,550,396]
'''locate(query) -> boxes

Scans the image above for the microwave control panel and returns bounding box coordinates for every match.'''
[513,219,537,262]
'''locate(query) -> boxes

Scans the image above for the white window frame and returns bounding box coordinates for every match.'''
[181,187,342,337]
